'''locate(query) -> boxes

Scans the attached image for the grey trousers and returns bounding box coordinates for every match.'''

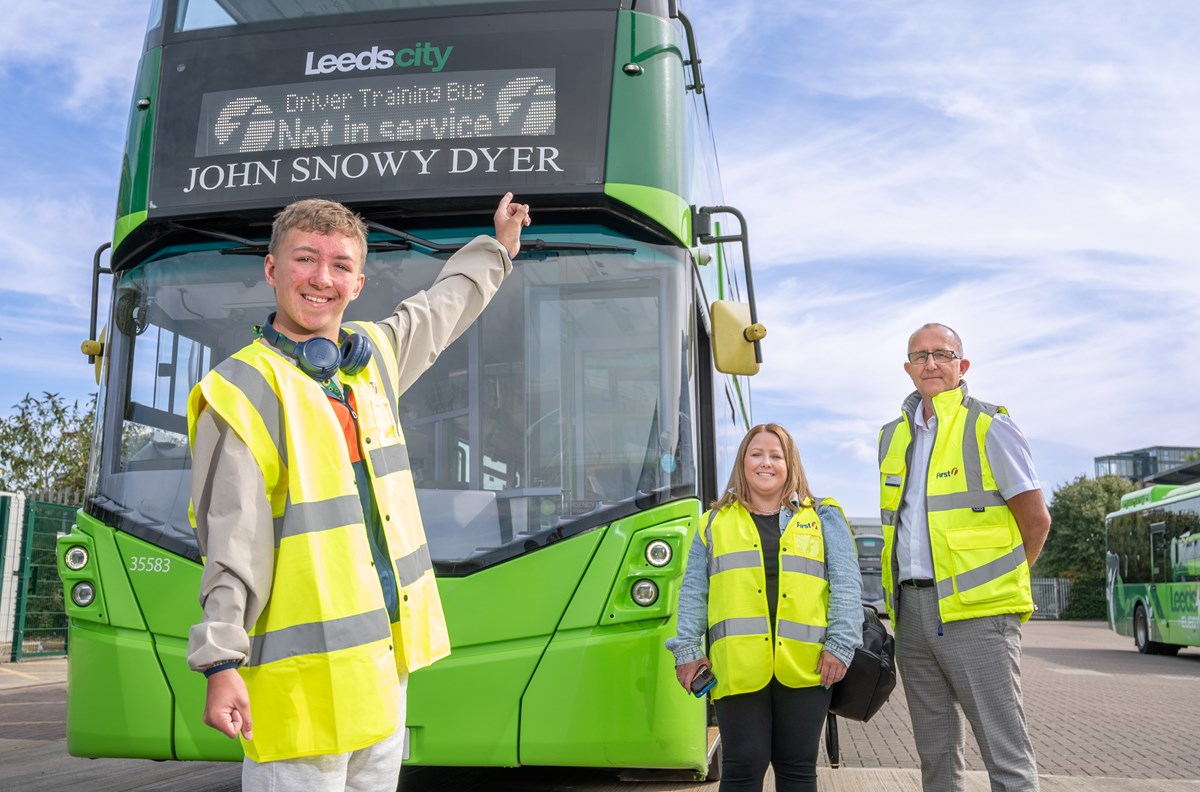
[241,675,408,792]
[896,585,1039,792]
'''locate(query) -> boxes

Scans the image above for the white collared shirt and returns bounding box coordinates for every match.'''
[896,404,1043,580]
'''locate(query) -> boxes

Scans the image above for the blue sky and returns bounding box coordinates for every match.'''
[1,1,1198,517]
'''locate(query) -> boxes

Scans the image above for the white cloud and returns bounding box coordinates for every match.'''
[739,248,1200,513]
[0,197,113,305]
[1,0,1196,519]
[693,0,1200,267]
[0,3,142,326]
[0,3,147,116]
[680,0,1200,512]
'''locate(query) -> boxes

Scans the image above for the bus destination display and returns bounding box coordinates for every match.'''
[196,68,557,156]
[149,12,615,216]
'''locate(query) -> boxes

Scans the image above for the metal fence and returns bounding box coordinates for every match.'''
[9,500,76,661]
[29,488,85,507]
[1031,577,1074,620]
[0,494,15,651]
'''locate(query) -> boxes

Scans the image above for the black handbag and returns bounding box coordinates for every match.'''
[825,605,897,768]
[830,605,896,721]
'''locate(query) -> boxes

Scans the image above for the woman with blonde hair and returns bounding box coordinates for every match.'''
[667,424,862,791]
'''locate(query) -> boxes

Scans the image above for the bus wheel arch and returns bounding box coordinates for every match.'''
[1134,602,1160,655]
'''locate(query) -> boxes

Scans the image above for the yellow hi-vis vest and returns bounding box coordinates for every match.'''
[701,498,839,698]
[877,384,1034,625]
[187,321,450,762]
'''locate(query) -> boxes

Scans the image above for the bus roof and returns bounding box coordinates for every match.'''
[1120,484,1181,509]
[1108,481,1200,519]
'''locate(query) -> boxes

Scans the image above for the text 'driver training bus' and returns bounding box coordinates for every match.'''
[1106,482,1200,655]
[58,0,765,779]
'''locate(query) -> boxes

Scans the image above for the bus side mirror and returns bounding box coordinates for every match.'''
[81,325,107,385]
[85,241,113,387]
[711,300,765,376]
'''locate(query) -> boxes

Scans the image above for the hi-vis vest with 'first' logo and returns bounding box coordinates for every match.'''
[701,498,841,698]
[877,384,1034,624]
[188,321,449,762]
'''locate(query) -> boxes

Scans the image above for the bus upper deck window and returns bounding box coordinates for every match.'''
[176,0,235,32]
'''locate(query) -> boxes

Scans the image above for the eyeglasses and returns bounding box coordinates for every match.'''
[907,349,960,365]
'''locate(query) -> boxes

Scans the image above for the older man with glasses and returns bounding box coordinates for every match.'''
[877,322,1051,792]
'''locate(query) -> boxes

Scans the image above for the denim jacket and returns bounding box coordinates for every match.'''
[665,501,863,668]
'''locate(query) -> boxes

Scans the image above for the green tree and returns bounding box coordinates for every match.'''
[0,391,96,495]
[1035,474,1137,619]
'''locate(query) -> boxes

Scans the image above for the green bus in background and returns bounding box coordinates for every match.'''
[56,0,765,778]
[1106,482,1200,655]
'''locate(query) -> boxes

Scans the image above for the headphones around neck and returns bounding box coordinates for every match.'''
[259,312,372,381]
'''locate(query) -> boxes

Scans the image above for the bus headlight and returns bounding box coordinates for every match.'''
[645,539,672,567]
[631,579,659,606]
[72,582,97,607]
[64,546,89,570]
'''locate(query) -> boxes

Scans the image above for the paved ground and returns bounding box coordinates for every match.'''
[826,618,1200,780]
[3,620,1200,790]
[0,658,67,744]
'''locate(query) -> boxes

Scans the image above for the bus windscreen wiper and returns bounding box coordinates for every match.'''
[364,219,635,256]
[184,215,635,258]
[169,222,410,255]
[364,219,458,254]
[519,239,636,254]
[172,223,260,250]
[216,241,412,256]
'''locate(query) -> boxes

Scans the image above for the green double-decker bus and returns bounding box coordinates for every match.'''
[56,0,763,778]
[1106,482,1200,655]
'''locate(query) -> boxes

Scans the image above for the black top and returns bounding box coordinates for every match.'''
[751,511,781,625]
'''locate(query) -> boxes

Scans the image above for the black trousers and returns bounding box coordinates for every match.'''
[713,678,832,792]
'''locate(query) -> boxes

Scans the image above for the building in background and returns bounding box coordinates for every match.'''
[1095,446,1200,487]
[848,515,881,537]
[1,492,28,656]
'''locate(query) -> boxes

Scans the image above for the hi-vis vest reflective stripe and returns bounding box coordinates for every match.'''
[701,498,837,698]
[187,321,450,763]
[877,385,1033,625]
